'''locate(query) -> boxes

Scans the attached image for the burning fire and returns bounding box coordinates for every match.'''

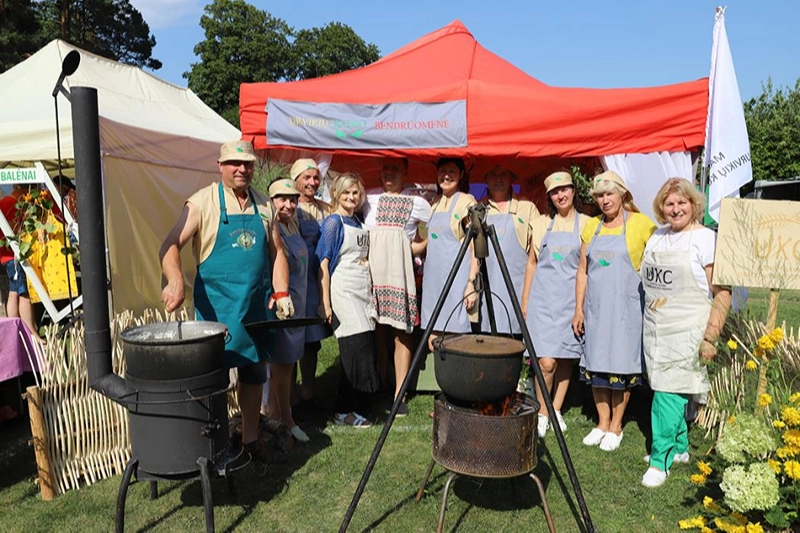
[478,392,523,416]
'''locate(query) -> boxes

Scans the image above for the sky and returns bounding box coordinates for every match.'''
[128,0,799,103]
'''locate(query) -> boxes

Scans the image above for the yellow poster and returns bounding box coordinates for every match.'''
[25,212,79,303]
[713,198,800,290]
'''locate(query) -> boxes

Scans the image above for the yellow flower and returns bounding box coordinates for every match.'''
[783,429,800,447]
[776,445,799,459]
[758,393,772,407]
[783,406,800,426]
[769,327,784,344]
[727,339,738,350]
[703,496,722,513]
[701,528,713,533]
[745,360,757,371]
[789,392,800,404]
[757,335,776,351]
[754,347,766,358]
[728,415,736,425]
[731,512,748,525]
[715,518,746,533]
[690,473,707,485]
[745,523,764,533]
[773,419,786,429]
[697,461,712,476]
[768,459,782,473]
[785,460,800,480]
[679,516,706,529]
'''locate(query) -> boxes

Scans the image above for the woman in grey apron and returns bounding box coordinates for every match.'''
[522,171,587,438]
[421,158,478,349]
[292,158,331,409]
[572,171,656,452]
[262,179,311,442]
[317,174,379,428]
[478,165,537,335]
[640,178,730,487]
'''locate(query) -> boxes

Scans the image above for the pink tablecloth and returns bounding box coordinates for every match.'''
[0,318,39,382]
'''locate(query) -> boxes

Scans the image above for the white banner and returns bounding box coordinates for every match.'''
[704,7,753,222]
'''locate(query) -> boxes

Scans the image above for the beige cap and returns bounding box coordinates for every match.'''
[592,170,628,193]
[268,178,300,198]
[219,140,256,163]
[544,171,573,193]
[290,158,319,180]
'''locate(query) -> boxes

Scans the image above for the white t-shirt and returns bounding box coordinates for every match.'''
[362,190,432,240]
[644,225,717,297]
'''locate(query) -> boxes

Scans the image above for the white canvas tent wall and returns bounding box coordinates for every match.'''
[0,40,240,314]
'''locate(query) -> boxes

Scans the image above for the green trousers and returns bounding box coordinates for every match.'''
[649,391,690,471]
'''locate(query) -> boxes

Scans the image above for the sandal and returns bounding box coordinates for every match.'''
[334,412,372,428]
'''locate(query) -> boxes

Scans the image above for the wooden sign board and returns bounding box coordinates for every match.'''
[713,198,800,290]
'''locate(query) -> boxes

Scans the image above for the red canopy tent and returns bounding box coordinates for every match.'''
[239,20,708,192]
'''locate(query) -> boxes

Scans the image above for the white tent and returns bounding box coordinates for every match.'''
[0,40,240,314]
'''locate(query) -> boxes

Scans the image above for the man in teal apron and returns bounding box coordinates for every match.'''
[160,140,292,462]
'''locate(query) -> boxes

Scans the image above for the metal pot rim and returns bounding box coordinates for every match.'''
[120,321,227,346]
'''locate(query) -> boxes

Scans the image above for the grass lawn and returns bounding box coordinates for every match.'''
[739,288,800,332]
[0,337,719,533]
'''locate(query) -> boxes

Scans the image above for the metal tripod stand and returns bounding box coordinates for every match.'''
[340,204,595,532]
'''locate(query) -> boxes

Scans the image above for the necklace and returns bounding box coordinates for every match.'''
[666,222,694,247]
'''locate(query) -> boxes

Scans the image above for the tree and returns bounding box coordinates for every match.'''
[744,78,800,182]
[0,0,43,72]
[185,0,293,127]
[35,0,161,70]
[184,0,381,127]
[291,22,380,80]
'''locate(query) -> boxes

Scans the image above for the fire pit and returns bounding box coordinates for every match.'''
[416,393,555,533]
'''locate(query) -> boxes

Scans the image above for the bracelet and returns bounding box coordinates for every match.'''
[271,291,290,301]
[703,337,716,344]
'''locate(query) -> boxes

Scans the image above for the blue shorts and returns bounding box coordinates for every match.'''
[3,261,29,296]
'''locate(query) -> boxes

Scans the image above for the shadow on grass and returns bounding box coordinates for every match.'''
[540,442,589,533]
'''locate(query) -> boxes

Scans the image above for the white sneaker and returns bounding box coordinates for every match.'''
[643,452,690,464]
[641,467,669,487]
[537,414,549,439]
[599,431,624,451]
[554,410,567,432]
[289,425,310,442]
[582,428,606,446]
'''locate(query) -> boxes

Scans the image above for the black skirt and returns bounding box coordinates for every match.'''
[338,330,380,393]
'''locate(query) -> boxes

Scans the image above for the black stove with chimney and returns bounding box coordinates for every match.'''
[69,81,242,533]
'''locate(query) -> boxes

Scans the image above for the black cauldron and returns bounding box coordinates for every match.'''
[433,334,524,403]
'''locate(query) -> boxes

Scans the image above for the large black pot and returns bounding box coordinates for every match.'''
[120,321,230,477]
[433,334,524,403]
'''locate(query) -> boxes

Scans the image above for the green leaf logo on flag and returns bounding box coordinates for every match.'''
[598,259,611,267]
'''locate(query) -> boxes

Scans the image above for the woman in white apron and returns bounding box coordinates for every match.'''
[363,157,431,415]
[522,171,588,438]
[317,174,379,428]
[479,164,539,335]
[572,171,656,452]
[261,178,311,442]
[421,158,479,349]
[640,178,731,487]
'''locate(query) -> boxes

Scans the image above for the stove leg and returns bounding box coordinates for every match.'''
[225,465,238,499]
[149,481,158,499]
[197,457,215,533]
[437,472,458,533]
[115,457,138,533]
[529,472,556,533]
[416,458,437,501]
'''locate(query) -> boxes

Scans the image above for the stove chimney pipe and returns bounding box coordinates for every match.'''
[72,86,132,402]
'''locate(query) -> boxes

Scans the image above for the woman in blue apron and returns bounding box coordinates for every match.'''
[292,158,332,408]
[522,171,588,438]
[640,178,730,487]
[317,174,379,428]
[572,171,656,452]
[262,178,311,442]
[421,158,479,350]
[479,164,538,335]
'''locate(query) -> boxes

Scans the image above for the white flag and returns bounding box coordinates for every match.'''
[704,7,753,222]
